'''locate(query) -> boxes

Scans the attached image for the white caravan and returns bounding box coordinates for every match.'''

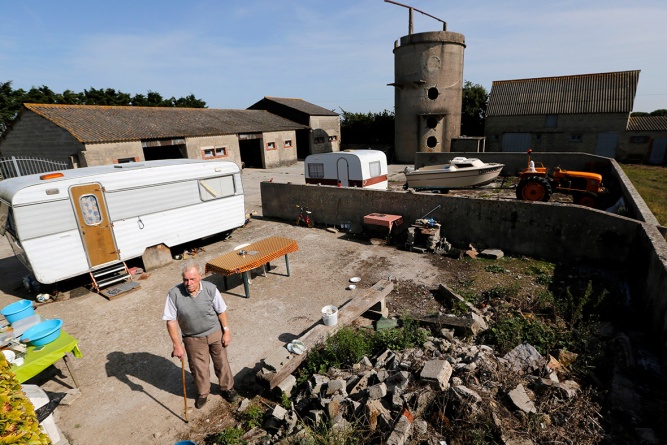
[304,150,388,190]
[0,159,245,284]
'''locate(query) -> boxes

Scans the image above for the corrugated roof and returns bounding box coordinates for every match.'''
[627,115,667,131]
[487,70,640,117]
[22,104,308,143]
[260,97,339,116]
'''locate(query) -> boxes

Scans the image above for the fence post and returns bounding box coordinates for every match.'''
[11,156,21,177]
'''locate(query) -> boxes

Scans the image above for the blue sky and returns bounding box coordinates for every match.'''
[2,0,666,113]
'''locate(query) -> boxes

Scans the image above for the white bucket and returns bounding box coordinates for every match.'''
[321,305,338,326]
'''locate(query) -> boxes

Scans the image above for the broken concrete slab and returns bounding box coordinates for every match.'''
[419,360,453,391]
[438,283,483,316]
[508,384,536,414]
[480,248,504,259]
[503,343,544,374]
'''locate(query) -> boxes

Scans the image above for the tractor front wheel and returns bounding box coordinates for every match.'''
[516,176,552,202]
[573,192,597,208]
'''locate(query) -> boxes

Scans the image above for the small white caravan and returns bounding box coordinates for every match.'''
[0,159,245,284]
[304,150,388,190]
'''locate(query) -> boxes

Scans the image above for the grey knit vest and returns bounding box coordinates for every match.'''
[168,281,221,338]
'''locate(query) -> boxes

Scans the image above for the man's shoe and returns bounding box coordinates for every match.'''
[221,389,238,403]
[195,395,208,409]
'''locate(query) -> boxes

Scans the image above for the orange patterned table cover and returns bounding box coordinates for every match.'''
[205,236,299,276]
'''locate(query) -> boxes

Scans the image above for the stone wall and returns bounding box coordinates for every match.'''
[260,172,667,359]
[0,111,83,163]
[262,130,298,168]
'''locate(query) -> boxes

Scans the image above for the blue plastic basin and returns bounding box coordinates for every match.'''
[21,319,63,346]
[1,300,35,324]
[174,441,196,445]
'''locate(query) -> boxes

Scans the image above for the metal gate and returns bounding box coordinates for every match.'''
[501,133,532,152]
[595,132,618,158]
[0,156,69,180]
[649,138,667,165]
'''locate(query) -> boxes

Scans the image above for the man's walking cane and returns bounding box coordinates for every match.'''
[181,356,189,423]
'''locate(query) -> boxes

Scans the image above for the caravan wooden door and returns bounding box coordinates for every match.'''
[70,183,119,267]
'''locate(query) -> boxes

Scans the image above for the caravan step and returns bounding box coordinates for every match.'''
[92,264,127,278]
[94,274,130,289]
[99,281,141,300]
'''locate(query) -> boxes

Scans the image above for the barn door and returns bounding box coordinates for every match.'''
[70,183,119,267]
[337,158,350,186]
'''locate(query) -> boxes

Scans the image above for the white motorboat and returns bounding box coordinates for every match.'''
[403,157,504,190]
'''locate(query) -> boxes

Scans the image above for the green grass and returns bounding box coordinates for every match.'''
[620,163,667,225]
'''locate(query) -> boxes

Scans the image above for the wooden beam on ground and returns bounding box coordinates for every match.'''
[260,279,394,389]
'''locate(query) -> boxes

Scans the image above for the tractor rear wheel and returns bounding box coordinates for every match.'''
[573,192,597,208]
[516,176,552,202]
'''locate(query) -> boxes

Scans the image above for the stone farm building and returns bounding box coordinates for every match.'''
[485,70,667,164]
[0,98,341,169]
[248,97,341,159]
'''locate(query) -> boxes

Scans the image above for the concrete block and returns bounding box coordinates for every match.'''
[385,370,410,393]
[386,412,413,445]
[308,374,330,395]
[275,374,297,397]
[368,382,387,400]
[326,379,346,395]
[419,360,453,391]
[141,243,173,271]
[503,343,544,374]
[480,248,504,259]
[271,404,288,420]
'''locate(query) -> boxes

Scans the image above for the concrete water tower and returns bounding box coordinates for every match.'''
[388,1,466,163]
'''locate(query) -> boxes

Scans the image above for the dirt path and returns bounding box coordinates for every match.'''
[0,162,449,445]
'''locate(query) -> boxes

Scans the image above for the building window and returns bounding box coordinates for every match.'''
[545,115,558,128]
[116,157,138,163]
[369,161,381,177]
[314,137,325,144]
[284,140,292,148]
[328,135,337,142]
[267,141,276,150]
[629,136,649,143]
[427,87,439,100]
[202,147,228,159]
[570,133,583,142]
[426,136,438,148]
[308,163,324,178]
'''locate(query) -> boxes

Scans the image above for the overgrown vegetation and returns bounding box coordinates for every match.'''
[620,163,667,225]
[297,320,428,385]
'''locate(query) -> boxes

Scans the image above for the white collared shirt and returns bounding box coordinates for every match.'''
[162,282,227,321]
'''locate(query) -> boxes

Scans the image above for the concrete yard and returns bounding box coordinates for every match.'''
[0,162,434,445]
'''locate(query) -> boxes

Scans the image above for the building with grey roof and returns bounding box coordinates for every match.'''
[485,70,667,164]
[0,104,309,168]
[248,97,340,159]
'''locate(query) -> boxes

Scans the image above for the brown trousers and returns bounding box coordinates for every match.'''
[182,329,234,397]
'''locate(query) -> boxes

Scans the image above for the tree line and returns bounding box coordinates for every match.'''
[0,80,489,143]
[0,81,207,132]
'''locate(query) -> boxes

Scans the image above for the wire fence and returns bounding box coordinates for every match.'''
[0,156,70,180]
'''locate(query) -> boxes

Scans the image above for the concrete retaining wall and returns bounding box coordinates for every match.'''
[261,179,667,359]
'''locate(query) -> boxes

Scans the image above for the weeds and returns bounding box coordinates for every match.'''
[214,426,245,445]
[298,319,428,384]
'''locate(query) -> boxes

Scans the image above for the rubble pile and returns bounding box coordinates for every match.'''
[235,325,605,444]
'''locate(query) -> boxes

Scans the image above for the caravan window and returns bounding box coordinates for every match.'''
[369,161,382,177]
[308,163,324,178]
[80,195,103,226]
[198,175,235,201]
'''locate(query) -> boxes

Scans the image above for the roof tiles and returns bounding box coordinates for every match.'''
[23,104,308,143]
[487,70,640,117]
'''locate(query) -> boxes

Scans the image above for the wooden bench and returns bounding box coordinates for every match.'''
[258,279,394,389]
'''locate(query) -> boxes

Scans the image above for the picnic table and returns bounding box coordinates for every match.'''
[205,236,299,298]
[10,330,82,387]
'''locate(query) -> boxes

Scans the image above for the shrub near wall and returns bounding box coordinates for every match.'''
[0,354,51,444]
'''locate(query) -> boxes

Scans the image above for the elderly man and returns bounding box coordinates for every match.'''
[163,260,238,409]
